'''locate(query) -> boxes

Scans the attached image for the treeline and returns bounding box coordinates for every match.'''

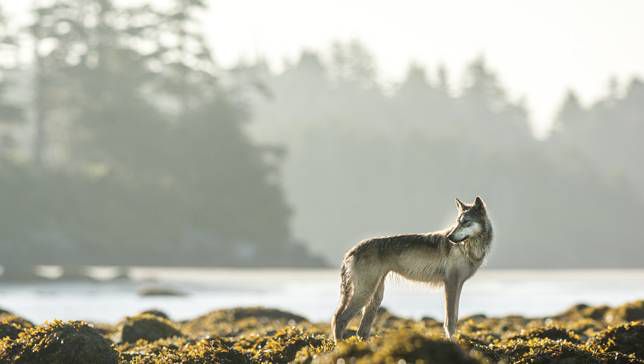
[1,1,642,272]
[241,43,644,268]
[0,1,325,278]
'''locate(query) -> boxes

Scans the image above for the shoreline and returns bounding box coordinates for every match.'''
[1,299,643,363]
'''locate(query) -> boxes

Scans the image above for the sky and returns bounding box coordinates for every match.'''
[5,0,644,137]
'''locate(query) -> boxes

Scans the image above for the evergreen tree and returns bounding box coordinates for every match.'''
[0,6,23,157]
[0,0,324,270]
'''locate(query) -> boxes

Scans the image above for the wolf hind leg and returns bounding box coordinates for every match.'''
[332,268,380,341]
[332,284,350,340]
[357,276,385,339]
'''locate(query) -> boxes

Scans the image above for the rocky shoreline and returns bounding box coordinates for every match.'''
[0,300,642,363]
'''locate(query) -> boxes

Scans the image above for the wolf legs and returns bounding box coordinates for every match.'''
[332,271,382,341]
[356,278,385,339]
[332,289,371,341]
[443,276,464,340]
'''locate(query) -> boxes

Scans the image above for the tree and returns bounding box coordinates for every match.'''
[330,41,378,90]
[0,5,23,157]
[458,56,532,148]
[553,90,584,134]
[138,0,214,117]
[0,0,325,273]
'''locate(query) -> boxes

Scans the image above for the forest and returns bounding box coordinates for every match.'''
[244,48,644,268]
[0,1,643,278]
[0,0,325,279]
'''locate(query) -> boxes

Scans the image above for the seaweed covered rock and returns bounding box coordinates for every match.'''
[508,325,581,343]
[234,326,332,363]
[0,308,13,317]
[318,330,480,364]
[0,320,118,364]
[182,307,308,336]
[116,313,183,343]
[588,321,644,359]
[559,317,606,339]
[0,314,33,339]
[458,315,531,343]
[2,301,644,364]
[494,338,608,364]
[556,303,611,322]
[315,336,372,364]
[117,336,248,364]
[138,309,170,320]
[604,300,644,324]
[0,321,24,340]
[371,331,480,364]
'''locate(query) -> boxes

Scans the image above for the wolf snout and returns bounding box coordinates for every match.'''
[447,232,464,244]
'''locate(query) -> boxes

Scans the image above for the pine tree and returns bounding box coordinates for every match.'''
[0,5,23,157]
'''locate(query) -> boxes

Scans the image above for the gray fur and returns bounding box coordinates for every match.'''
[332,196,492,341]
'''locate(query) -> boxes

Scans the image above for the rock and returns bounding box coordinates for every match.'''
[318,330,479,364]
[0,308,13,317]
[0,320,118,364]
[588,321,644,359]
[509,325,581,343]
[499,338,607,364]
[116,314,183,343]
[182,306,308,337]
[241,327,331,363]
[1,301,643,364]
[117,336,248,364]
[604,300,644,324]
[137,309,170,320]
[137,286,188,297]
[0,314,33,339]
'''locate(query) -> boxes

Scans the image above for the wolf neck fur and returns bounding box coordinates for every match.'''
[455,220,492,265]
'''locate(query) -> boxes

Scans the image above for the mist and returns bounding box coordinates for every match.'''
[0,0,643,281]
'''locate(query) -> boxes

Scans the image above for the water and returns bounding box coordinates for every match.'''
[0,269,643,324]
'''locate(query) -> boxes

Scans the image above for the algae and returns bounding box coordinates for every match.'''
[0,314,33,339]
[0,320,118,364]
[0,300,643,363]
[116,313,184,343]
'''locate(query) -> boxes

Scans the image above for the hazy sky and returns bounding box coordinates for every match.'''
[6,0,644,136]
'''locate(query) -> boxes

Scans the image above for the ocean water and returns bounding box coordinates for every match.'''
[0,269,643,324]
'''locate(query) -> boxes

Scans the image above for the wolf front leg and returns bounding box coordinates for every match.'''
[443,276,464,340]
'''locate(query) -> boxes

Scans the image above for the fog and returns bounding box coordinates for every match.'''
[0,0,642,280]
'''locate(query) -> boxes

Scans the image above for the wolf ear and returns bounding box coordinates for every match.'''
[474,196,485,210]
[455,198,467,211]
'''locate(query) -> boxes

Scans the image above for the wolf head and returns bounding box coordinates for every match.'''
[447,196,488,244]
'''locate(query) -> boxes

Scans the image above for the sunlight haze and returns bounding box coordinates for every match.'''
[5,0,644,136]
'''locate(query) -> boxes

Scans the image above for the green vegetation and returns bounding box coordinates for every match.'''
[115,314,184,344]
[0,1,324,274]
[0,320,118,364]
[245,45,644,268]
[0,301,642,363]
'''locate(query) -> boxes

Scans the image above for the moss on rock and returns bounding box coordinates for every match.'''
[116,314,184,344]
[605,300,644,324]
[508,325,582,343]
[2,300,644,364]
[0,314,33,339]
[0,320,118,364]
[317,330,480,364]
[588,321,644,359]
[117,336,248,363]
[138,309,170,320]
[182,307,308,337]
[235,326,332,363]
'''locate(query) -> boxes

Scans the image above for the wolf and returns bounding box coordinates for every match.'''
[331,196,492,341]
